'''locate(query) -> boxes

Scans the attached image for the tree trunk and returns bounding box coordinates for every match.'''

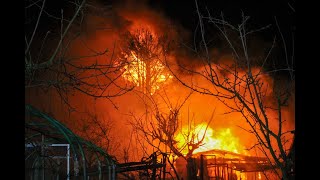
[187,157,197,180]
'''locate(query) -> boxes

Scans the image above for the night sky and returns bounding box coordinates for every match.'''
[107,0,295,31]
[151,0,293,27]
[145,0,293,33]
[25,0,295,47]
[107,0,295,71]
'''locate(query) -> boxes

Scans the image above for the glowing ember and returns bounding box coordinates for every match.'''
[175,123,245,155]
[121,51,173,94]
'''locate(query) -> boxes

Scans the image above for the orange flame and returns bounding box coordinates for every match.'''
[122,51,173,94]
[175,123,246,156]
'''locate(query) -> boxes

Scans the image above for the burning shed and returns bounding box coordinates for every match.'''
[196,149,277,180]
[175,149,278,180]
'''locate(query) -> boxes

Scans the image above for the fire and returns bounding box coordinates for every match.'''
[122,52,146,87]
[121,51,173,94]
[175,123,245,156]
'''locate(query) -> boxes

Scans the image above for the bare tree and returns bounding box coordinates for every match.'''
[75,111,120,154]
[129,91,215,179]
[118,29,182,176]
[25,1,133,176]
[166,1,295,179]
[117,28,174,95]
[25,0,133,110]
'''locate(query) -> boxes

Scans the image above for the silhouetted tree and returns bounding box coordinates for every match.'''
[25,0,133,110]
[168,1,295,179]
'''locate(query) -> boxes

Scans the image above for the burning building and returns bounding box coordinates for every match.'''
[25,0,295,179]
[175,149,278,180]
[172,123,282,180]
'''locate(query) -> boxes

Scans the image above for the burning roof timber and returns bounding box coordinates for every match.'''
[193,149,276,172]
